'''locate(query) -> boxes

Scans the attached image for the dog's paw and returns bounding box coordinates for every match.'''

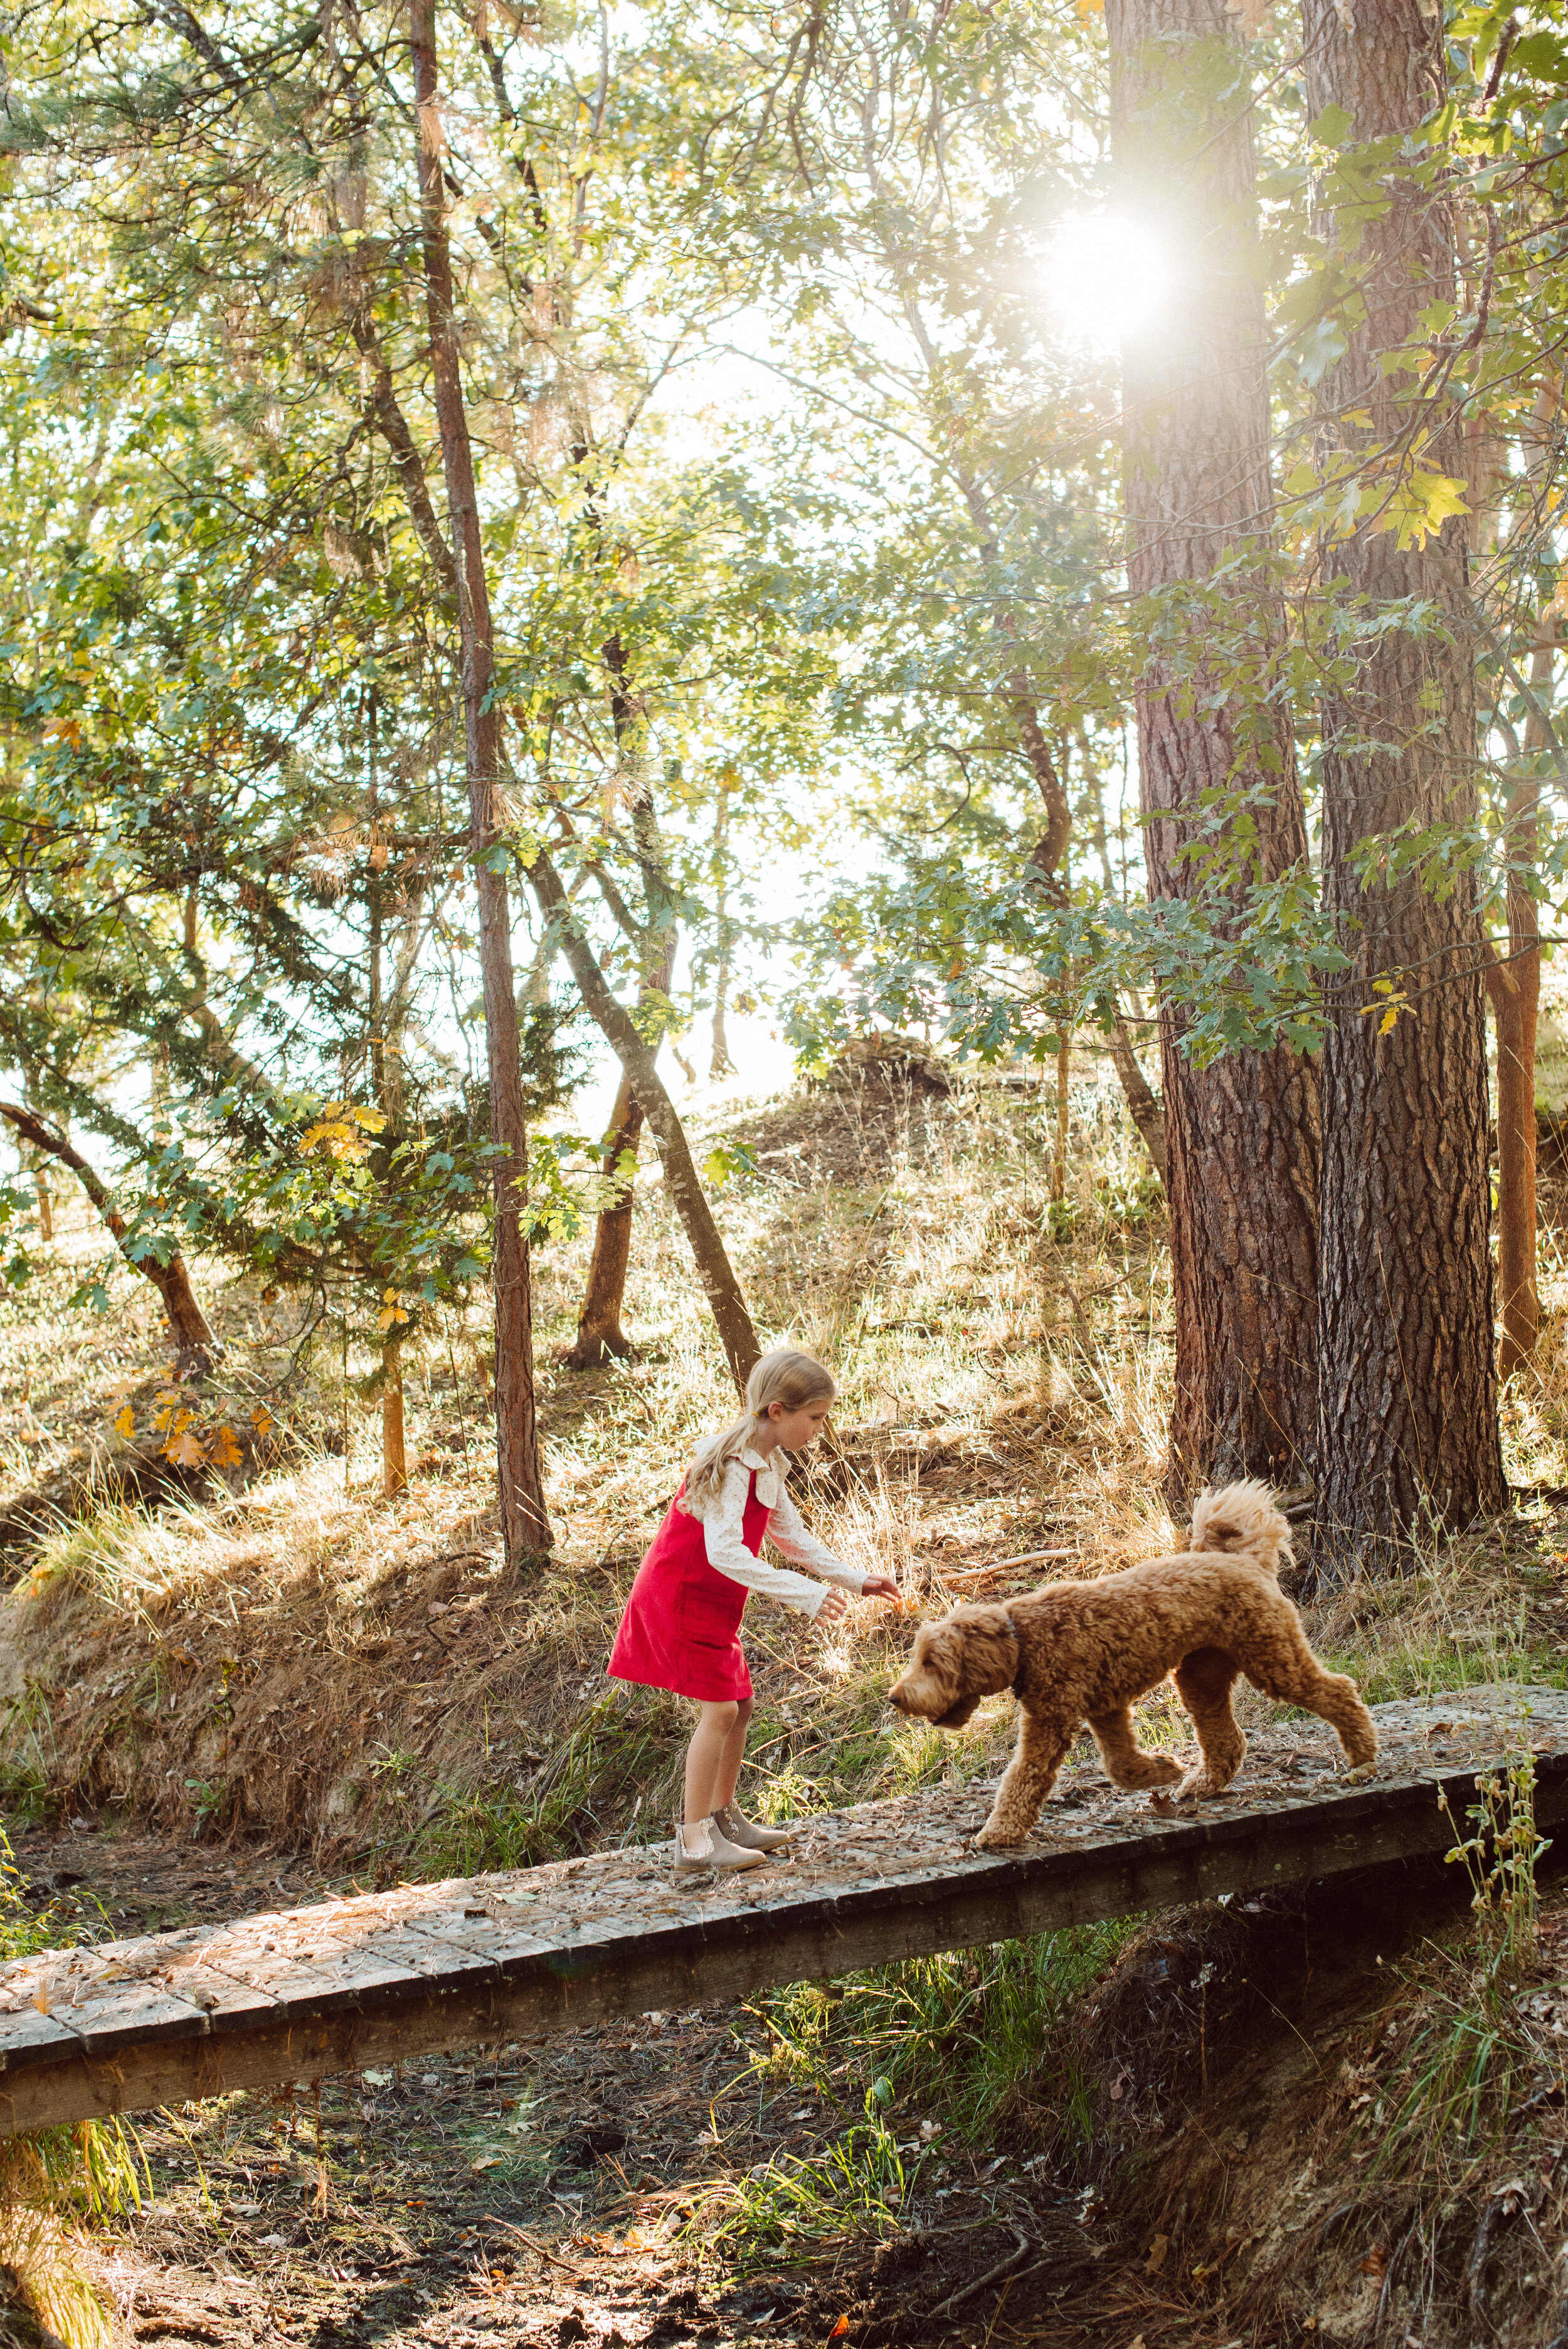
[972,1822,1029,1851]
[1171,1770,1227,1803]
[1344,1760,1377,1785]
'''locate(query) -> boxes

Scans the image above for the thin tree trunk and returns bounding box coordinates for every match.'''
[354,137,755,1404]
[0,1103,217,1377]
[19,1070,53,1240]
[1107,0,1320,1502]
[381,1331,408,1499]
[710,781,737,1080]
[557,636,680,1369]
[526,842,761,1392]
[1484,642,1547,1374]
[411,0,550,1565]
[1051,1030,1071,1206]
[1302,0,1505,1549]
[1106,1013,1167,1184]
[563,1074,645,1367]
[1480,386,1557,1377]
[366,685,411,1497]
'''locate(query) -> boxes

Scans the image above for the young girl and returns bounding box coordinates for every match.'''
[608,1348,900,1873]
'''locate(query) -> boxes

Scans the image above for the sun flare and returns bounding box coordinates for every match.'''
[1036,213,1173,349]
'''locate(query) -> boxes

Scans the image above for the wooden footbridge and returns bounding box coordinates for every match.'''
[0,1689,1563,2138]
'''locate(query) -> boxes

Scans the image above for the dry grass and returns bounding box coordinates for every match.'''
[0,1052,1563,1870]
[0,1059,1185,1862]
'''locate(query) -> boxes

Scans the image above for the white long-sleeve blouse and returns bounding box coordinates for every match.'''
[678,1443,867,1620]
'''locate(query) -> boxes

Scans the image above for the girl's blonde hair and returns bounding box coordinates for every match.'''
[680,1347,837,1511]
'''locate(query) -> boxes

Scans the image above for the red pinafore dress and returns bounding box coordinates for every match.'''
[607,1471,770,1702]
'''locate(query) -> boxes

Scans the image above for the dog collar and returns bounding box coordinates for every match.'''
[1001,1610,1024,1697]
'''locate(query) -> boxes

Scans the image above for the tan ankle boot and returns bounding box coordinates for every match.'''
[714,1803,794,1853]
[672,1816,765,1874]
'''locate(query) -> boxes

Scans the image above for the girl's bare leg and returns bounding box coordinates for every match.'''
[712,1697,754,1811]
[684,1699,751,1825]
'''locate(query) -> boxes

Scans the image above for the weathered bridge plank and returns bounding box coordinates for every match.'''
[0,1689,1561,2136]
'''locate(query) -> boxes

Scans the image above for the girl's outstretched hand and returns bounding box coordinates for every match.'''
[817,1587,849,1624]
[861,1576,901,1602]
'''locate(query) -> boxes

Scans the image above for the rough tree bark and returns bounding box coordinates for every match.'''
[527,844,761,1392]
[0,1103,217,1376]
[1106,0,1320,1500]
[1302,0,1505,1546]
[410,0,550,1563]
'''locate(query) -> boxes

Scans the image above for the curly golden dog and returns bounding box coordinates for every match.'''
[888,1480,1377,1848]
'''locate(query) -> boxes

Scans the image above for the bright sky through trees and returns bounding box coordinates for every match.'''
[1035,215,1174,349]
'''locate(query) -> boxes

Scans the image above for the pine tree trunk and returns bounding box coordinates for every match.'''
[1106,0,1320,1501]
[563,1075,645,1367]
[1302,0,1505,1552]
[411,0,550,1564]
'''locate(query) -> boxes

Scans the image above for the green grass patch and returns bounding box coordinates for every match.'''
[410,1693,680,1877]
[1321,1643,1568,1708]
[698,2085,915,2275]
[745,1919,1138,2145]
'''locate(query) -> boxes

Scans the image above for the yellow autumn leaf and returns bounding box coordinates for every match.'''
[300,1118,364,1161]
[349,1105,388,1131]
[166,1428,207,1468]
[377,1306,410,1332]
[113,1403,135,1440]
[151,1405,174,1433]
[1379,1007,1399,1034]
[251,1405,275,1436]
[1364,465,1471,553]
[209,1424,243,1468]
[31,1991,50,2017]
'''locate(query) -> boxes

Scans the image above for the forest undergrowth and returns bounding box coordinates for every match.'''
[2,1062,1568,2346]
[2,1056,1564,1872]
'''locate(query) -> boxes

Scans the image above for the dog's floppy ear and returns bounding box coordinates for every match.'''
[920,1621,964,1694]
[950,1603,1019,1690]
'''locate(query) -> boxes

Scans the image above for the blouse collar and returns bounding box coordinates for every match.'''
[739,1441,790,1502]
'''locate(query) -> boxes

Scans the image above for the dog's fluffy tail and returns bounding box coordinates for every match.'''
[1189,1478,1291,1573]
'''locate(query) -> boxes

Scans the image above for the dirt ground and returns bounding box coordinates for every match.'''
[8,1811,1081,2349]
[10,1764,1568,2349]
